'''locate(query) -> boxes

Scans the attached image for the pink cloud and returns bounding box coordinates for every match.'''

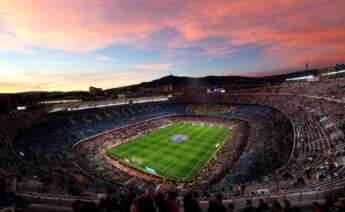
[0,0,162,51]
[0,0,344,67]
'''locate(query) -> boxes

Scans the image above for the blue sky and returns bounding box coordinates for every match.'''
[0,0,344,92]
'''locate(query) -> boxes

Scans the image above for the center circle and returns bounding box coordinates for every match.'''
[170,134,189,142]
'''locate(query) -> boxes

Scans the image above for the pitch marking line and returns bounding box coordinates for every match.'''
[160,124,207,180]
[183,129,229,181]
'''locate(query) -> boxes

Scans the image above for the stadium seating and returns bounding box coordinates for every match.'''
[1,77,345,211]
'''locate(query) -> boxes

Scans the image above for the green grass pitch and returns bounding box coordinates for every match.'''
[106,123,230,182]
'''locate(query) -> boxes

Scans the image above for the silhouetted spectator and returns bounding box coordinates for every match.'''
[243,199,255,212]
[183,191,201,212]
[283,199,294,212]
[256,198,269,212]
[155,192,171,212]
[71,200,83,212]
[271,199,283,212]
[296,177,305,186]
[321,197,335,212]
[165,191,180,212]
[227,203,235,212]
[312,202,321,212]
[130,195,156,212]
[208,194,226,212]
[81,201,97,212]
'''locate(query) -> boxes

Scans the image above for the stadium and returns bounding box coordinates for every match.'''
[1,73,345,211]
[1,1,345,211]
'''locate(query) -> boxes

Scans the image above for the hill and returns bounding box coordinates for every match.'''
[106,69,319,92]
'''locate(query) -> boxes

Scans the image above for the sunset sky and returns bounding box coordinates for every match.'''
[0,0,345,93]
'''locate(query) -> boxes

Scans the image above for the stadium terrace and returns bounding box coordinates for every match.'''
[1,70,345,211]
[0,0,345,209]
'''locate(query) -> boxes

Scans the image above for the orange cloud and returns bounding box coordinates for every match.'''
[136,63,175,71]
[0,68,161,93]
[0,60,172,93]
[0,0,344,74]
[0,0,160,51]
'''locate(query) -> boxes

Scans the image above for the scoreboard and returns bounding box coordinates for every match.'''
[206,85,226,94]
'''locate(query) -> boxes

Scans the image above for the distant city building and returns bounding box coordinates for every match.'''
[162,84,173,93]
[89,86,103,95]
[140,87,154,93]
[117,94,126,99]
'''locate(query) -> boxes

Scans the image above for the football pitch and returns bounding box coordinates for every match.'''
[106,123,230,181]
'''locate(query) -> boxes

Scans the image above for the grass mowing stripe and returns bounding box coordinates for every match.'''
[182,129,229,180]
[116,124,186,156]
[154,124,213,175]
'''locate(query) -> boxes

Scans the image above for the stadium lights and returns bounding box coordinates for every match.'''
[321,69,345,76]
[285,75,315,81]
[39,99,82,105]
[48,96,169,113]
[17,106,27,111]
